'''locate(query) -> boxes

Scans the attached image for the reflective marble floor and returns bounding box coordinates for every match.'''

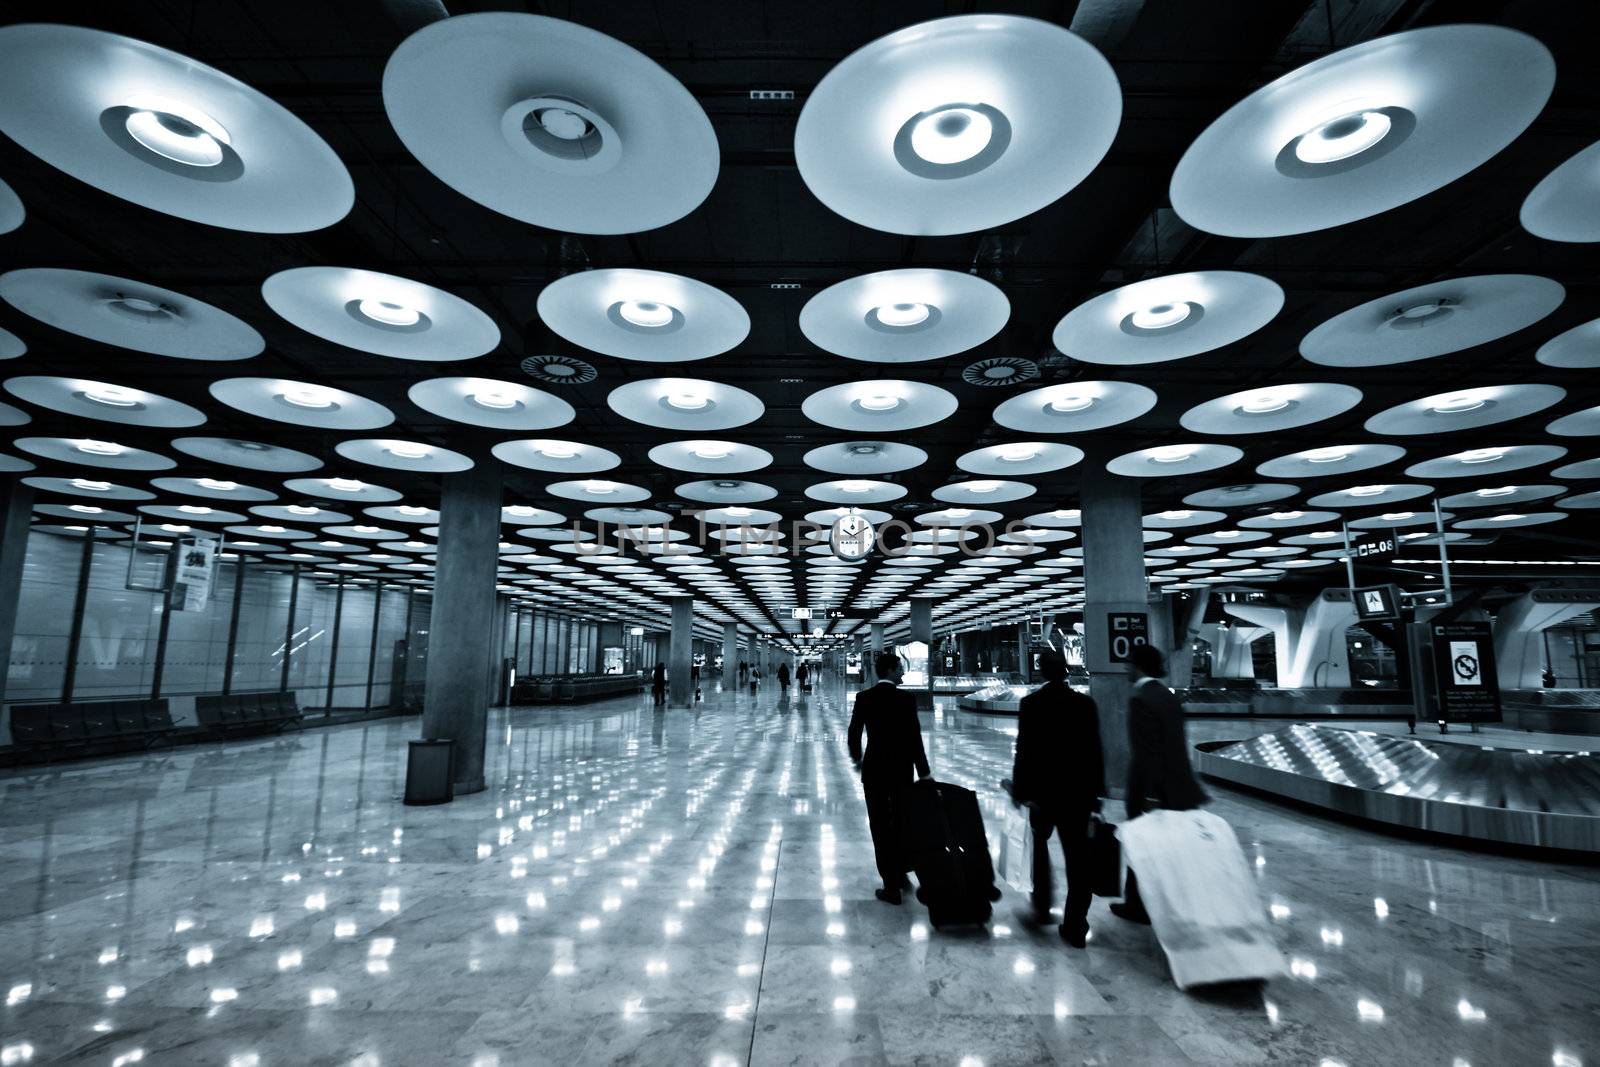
[2,678,1597,1066]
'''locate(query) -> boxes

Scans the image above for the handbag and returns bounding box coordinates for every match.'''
[1089,814,1122,898]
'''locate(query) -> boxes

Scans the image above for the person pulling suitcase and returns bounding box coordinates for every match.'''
[847,652,929,905]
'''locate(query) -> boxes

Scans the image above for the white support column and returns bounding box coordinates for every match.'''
[1493,589,1600,688]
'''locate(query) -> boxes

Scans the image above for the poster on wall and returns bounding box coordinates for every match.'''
[1430,620,1501,724]
[172,533,220,612]
[1106,612,1149,664]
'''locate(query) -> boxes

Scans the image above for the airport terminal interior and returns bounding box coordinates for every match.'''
[1,0,1599,1064]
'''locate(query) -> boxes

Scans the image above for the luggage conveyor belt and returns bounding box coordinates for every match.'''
[1197,724,1600,853]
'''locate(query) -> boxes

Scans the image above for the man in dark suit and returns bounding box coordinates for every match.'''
[848,652,931,905]
[1111,643,1208,924]
[1008,650,1104,947]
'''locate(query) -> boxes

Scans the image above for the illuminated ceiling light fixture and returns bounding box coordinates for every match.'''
[1455,447,1507,464]
[583,480,618,495]
[286,505,318,515]
[688,442,733,461]
[82,383,141,407]
[997,444,1039,462]
[1379,511,1414,521]
[873,302,931,328]
[71,478,111,492]
[122,96,230,167]
[74,439,125,456]
[1475,486,1516,497]
[1269,511,1303,520]
[838,480,874,493]
[855,391,901,412]
[1149,445,1195,463]
[326,478,364,492]
[356,298,421,327]
[1304,446,1350,463]
[1238,389,1293,415]
[177,504,212,514]
[1430,392,1487,414]
[618,300,675,328]
[1348,484,1389,497]
[1159,510,1193,520]
[664,389,710,411]
[387,443,431,460]
[964,480,1001,493]
[280,384,337,409]
[1489,513,1524,522]
[196,478,236,491]
[1293,109,1392,165]
[909,106,994,165]
[1129,303,1191,330]
[535,442,580,460]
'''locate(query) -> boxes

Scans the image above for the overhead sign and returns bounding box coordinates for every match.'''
[172,534,220,612]
[1353,584,1402,622]
[791,607,813,620]
[1351,535,1397,562]
[1106,611,1149,664]
[1430,620,1501,724]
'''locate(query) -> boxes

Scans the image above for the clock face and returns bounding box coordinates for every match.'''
[830,514,874,561]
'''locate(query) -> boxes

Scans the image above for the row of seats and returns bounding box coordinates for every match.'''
[10,699,175,751]
[511,673,642,705]
[194,691,302,732]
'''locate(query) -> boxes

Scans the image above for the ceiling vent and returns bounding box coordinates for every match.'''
[520,354,597,385]
[962,356,1039,387]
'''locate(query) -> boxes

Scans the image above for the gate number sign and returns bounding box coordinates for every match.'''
[1107,612,1149,664]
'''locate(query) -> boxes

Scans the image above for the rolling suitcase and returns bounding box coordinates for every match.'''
[900,779,1001,928]
[1118,809,1286,989]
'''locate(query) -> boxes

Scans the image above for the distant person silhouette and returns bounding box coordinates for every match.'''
[848,652,930,905]
[651,662,666,707]
[777,661,791,694]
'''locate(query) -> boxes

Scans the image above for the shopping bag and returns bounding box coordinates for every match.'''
[996,805,1034,896]
[1118,809,1286,989]
[1088,815,1121,898]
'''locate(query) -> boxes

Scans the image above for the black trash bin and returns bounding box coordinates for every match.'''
[404,738,454,805]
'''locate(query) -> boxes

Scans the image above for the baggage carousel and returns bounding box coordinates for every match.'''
[1198,724,1600,853]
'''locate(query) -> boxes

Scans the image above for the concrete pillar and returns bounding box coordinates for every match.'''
[1081,466,1146,795]
[722,621,739,690]
[909,599,932,649]
[868,622,885,681]
[1168,588,1212,689]
[421,461,503,795]
[669,596,693,705]
[1016,622,1030,682]
[0,478,34,703]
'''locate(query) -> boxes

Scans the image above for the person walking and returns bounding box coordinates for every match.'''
[847,652,931,905]
[651,662,666,707]
[1111,644,1208,925]
[796,661,810,692]
[777,661,791,695]
[1007,650,1104,947]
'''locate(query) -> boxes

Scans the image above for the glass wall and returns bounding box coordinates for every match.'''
[5,529,86,701]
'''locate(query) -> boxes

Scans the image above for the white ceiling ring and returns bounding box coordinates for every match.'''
[1106,443,1242,478]
[1536,317,1600,369]
[956,442,1083,477]
[1052,271,1282,366]
[538,269,748,363]
[1255,443,1405,480]
[801,379,958,433]
[1300,275,1563,367]
[802,441,927,477]
[1403,444,1567,479]
[1551,457,1600,481]
[795,15,1119,235]
[799,269,1009,362]
[1170,25,1553,237]
[804,479,907,506]
[150,476,275,502]
[1183,483,1299,507]
[607,377,763,432]
[1305,483,1434,508]
[286,477,402,504]
[1180,382,1362,435]
[583,506,668,526]
[1453,512,1565,530]
[1018,509,1081,529]
[547,479,651,505]
[383,12,717,235]
[492,439,620,475]
[0,268,262,361]
[14,436,174,471]
[0,401,27,428]
[930,479,1036,505]
[407,377,573,432]
[1556,492,1600,510]
[23,475,152,501]
[173,437,322,474]
[1363,384,1565,436]
[648,440,772,476]
[1185,528,1271,546]
[0,24,352,231]
[1143,509,1227,530]
[249,504,351,525]
[804,506,892,527]
[0,326,24,361]
[1521,139,1600,242]
[677,480,778,505]
[1348,510,1452,530]
[4,376,205,428]
[1546,406,1600,437]
[37,503,136,523]
[1439,485,1564,509]
[208,378,395,431]
[991,380,1157,434]
[1237,509,1341,530]
[334,439,473,474]
[262,267,499,362]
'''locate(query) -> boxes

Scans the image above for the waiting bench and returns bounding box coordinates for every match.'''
[511,673,641,705]
[194,691,303,734]
[10,699,176,755]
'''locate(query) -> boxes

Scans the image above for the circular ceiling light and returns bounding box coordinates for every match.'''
[855,392,902,413]
[0,269,263,361]
[1536,317,1600,369]
[0,25,353,232]
[210,379,393,431]
[608,378,762,432]
[355,298,421,328]
[0,177,21,235]
[264,267,498,360]
[1367,385,1564,436]
[1521,139,1600,243]
[1238,390,1294,415]
[280,384,337,410]
[1306,447,1349,463]
[539,269,745,362]
[1169,26,1552,237]
[1150,445,1195,463]
[794,15,1120,235]
[872,302,931,328]
[1432,394,1485,414]
[803,269,1006,363]
[1300,275,1562,367]
[1054,271,1282,365]
[665,389,709,411]
[688,442,732,461]
[382,13,717,234]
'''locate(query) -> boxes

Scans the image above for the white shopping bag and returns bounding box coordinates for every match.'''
[1117,809,1287,989]
[996,805,1034,896]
